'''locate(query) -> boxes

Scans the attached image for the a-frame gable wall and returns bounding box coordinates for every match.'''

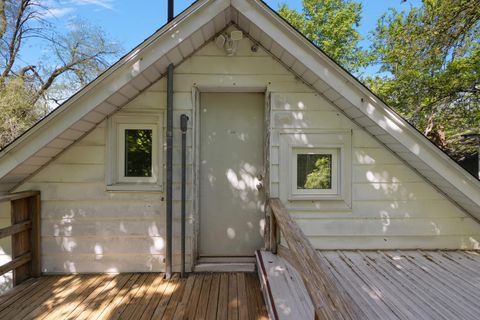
[2,0,478,217]
[13,27,480,273]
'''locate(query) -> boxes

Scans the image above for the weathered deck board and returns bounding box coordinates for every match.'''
[321,250,480,320]
[0,272,267,320]
[256,250,314,320]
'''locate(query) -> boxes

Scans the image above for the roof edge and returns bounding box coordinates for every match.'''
[0,0,212,160]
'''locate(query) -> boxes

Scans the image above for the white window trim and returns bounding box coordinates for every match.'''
[291,147,340,197]
[279,130,352,207]
[106,112,164,192]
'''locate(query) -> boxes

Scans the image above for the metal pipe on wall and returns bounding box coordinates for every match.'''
[166,63,174,279]
[180,114,189,277]
[168,0,174,22]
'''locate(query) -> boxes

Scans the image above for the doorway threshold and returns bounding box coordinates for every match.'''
[193,262,256,273]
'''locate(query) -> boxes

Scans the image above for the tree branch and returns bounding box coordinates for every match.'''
[1,0,29,79]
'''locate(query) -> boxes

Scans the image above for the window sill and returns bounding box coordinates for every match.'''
[106,184,163,192]
[288,193,343,201]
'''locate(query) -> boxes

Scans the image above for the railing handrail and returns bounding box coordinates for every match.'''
[269,198,360,320]
[0,191,40,203]
[0,221,32,239]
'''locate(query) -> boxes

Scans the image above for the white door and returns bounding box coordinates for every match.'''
[199,92,265,257]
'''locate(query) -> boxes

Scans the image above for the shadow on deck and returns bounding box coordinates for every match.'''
[0,272,268,320]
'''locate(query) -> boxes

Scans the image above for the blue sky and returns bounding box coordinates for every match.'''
[28,0,422,76]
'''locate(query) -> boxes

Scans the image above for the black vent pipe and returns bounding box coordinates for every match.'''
[168,0,174,22]
[166,63,174,279]
[180,114,189,278]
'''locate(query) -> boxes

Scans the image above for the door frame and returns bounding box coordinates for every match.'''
[191,86,271,266]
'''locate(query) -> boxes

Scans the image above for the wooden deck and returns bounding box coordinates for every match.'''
[0,272,268,320]
[258,248,480,320]
[321,250,480,320]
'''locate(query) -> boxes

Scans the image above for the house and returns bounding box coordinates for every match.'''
[1,0,480,319]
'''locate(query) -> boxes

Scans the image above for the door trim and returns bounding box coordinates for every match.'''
[191,87,271,267]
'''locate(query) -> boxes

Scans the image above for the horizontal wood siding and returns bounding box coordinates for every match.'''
[0,201,12,292]
[270,88,480,249]
[16,72,195,272]
[13,25,480,274]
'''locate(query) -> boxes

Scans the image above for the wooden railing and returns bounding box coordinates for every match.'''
[268,198,360,320]
[0,191,41,286]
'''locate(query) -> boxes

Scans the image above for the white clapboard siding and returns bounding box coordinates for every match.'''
[352,130,384,148]
[295,217,480,237]
[41,200,164,220]
[41,219,194,237]
[42,253,192,273]
[196,29,270,57]
[19,181,194,201]
[0,202,12,294]
[271,92,335,111]
[55,146,105,164]
[352,182,445,201]
[352,164,423,183]
[270,67,479,248]
[42,236,193,255]
[353,147,402,165]
[125,91,191,110]
[30,164,105,183]
[15,59,195,272]
[41,200,191,220]
[176,56,291,75]
[351,200,466,219]
[288,200,467,220]
[172,74,301,92]
[74,125,105,146]
[273,110,354,129]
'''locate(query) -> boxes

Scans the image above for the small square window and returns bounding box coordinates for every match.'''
[280,131,351,205]
[291,147,339,198]
[107,113,163,191]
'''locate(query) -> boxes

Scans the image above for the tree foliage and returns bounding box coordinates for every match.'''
[0,77,39,147]
[280,0,480,161]
[303,156,332,189]
[0,0,121,149]
[278,0,370,73]
[368,0,480,159]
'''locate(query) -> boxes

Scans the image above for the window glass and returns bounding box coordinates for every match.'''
[297,154,332,189]
[124,129,152,177]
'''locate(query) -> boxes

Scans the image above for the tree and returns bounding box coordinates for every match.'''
[0,0,121,149]
[278,0,370,73]
[368,0,480,160]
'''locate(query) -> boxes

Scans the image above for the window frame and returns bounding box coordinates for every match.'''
[279,130,352,205]
[292,147,339,196]
[107,112,163,191]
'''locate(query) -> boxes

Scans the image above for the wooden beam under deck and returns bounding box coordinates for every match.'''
[0,272,268,320]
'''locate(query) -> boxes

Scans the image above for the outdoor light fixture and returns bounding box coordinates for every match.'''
[215,30,243,56]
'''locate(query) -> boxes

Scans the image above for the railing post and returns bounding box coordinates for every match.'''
[270,209,278,254]
[266,199,279,254]
[0,191,41,287]
[29,194,41,277]
[11,197,31,285]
